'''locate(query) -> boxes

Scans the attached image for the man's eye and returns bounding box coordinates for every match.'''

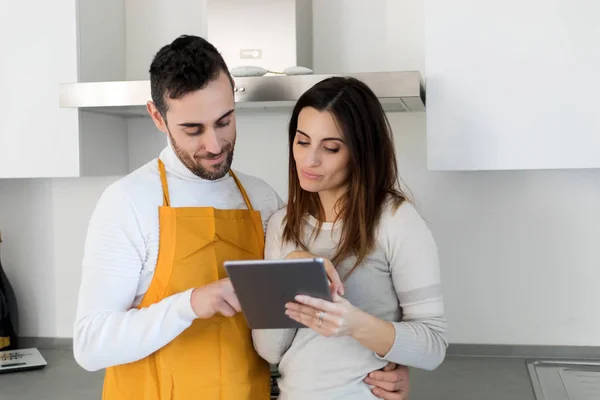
[216,120,231,128]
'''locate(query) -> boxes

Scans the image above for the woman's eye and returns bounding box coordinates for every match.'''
[216,120,231,128]
[296,141,309,146]
[325,148,339,153]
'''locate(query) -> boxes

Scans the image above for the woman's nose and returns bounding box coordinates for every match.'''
[304,149,321,167]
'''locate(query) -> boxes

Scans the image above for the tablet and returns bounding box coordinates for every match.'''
[224,258,332,329]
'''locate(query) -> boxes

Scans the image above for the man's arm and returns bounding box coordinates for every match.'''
[73,185,198,371]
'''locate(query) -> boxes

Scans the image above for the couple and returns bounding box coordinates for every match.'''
[73,35,447,400]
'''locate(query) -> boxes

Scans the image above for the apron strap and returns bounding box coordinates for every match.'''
[158,159,253,211]
[158,159,171,206]
[229,170,255,211]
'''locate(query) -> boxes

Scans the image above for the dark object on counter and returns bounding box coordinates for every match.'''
[270,366,281,399]
[0,230,19,351]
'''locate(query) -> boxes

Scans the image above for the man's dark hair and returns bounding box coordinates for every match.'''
[149,35,234,118]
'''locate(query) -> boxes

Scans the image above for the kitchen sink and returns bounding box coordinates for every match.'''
[527,360,600,400]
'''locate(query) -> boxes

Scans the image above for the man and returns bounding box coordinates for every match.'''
[73,34,410,399]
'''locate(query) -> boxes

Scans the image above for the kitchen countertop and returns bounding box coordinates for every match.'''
[0,349,536,400]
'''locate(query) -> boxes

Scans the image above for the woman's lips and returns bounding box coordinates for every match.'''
[301,170,322,180]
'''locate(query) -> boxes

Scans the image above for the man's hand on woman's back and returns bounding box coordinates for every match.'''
[365,363,410,400]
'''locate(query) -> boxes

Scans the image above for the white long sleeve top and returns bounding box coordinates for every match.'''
[73,143,283,371]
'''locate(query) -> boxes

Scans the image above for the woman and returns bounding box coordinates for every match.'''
[252,76,447,399]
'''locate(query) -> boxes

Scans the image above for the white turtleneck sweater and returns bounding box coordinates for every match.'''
[73,143,283,372]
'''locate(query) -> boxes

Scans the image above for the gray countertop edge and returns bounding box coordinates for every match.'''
[15,336,600,360]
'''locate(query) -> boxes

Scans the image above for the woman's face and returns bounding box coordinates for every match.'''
[293,107,351,195]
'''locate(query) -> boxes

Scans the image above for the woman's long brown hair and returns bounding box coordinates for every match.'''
[282,76,409,280]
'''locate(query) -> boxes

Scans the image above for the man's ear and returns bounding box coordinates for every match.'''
[146,101,168,133]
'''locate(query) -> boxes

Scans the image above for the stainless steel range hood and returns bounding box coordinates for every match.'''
[58,0,425,115]
[59,71,424,116]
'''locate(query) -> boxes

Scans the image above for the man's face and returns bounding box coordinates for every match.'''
[147,72,236,180]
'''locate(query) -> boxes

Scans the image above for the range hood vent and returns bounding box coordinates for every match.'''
[59,71,424,116]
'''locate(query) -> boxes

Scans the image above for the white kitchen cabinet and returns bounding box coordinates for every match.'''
[425,0,600,171]
[0,0,219,178]
[0,0,128,178]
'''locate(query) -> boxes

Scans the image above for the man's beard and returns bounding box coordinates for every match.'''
[168,131,235,180]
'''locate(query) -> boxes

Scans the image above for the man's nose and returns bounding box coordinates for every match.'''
[204,130,222,154]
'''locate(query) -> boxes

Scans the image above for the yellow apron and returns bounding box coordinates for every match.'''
[102,159,271,400]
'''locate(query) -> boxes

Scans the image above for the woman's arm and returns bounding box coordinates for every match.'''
[352,314,447,371]
[251,329,297,365]
[251,210,298,364]
[286,202,447,371]
[370,202,448,370]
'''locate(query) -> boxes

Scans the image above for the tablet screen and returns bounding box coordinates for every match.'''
[225,258,332,329]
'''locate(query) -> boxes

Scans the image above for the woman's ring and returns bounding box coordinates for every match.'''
[316,310,325,327]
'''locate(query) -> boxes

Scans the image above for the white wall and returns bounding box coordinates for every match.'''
[312,0,424,74]
[125,0,208,80]
[0,0,599,346]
